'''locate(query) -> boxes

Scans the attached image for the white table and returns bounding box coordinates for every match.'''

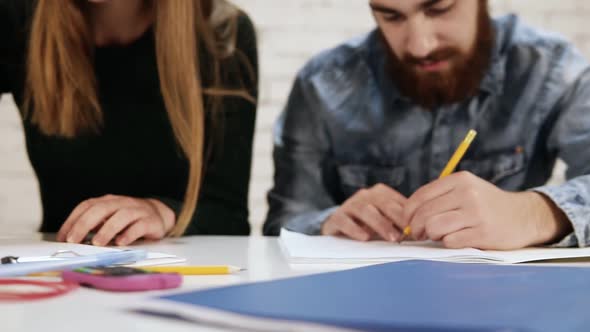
[3,235,590,332]
[0,235,339,332]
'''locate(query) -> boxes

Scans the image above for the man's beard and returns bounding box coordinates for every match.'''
[385,4,495,110]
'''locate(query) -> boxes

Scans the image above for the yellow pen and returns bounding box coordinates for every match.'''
[140,265,244,275]
[399,129,478,243]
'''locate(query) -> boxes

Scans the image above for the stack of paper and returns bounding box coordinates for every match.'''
[280,229,590,264]
[0,240,185,266]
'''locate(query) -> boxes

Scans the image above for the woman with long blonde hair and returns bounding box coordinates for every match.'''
[0,0,257,245]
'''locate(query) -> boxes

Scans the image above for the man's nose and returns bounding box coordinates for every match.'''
[405,18,438,59]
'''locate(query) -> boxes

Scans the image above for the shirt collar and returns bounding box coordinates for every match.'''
[479,17,509,96]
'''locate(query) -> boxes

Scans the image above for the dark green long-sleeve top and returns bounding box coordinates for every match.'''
[0,0,258,235]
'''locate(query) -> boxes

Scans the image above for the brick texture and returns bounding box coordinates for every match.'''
[0,1,580,234]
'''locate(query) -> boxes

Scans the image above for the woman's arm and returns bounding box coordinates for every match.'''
[56,12,259,244]
[184,13,258,235]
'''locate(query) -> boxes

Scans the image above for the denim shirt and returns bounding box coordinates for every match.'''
[264,15,590,247]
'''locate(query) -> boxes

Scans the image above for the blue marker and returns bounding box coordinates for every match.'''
[0,250,147,277]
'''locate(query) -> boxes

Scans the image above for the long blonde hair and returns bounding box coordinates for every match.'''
[25,0,255,236]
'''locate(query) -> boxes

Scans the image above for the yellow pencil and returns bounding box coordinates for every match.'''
[438,129,478,178]
[28,271,62,277]
[28,265,245,277]
[140,265,244,275]
[399,129,478,243]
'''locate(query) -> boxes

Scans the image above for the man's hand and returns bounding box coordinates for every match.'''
[56,194,176,246]
[401,172,572,250]
[321,184,407,242]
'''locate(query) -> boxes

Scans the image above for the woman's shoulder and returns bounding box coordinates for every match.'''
[234,10,257,72]
[205,6,258,95]
[235,10,256,42]
[235,10,257,59]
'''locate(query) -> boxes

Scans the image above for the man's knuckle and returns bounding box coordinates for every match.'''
[443,236,459,248]
[456,171,473,181]
[323,218,334,230]
[99,222,117,235]
[385,206,399,220]
[332,209,347,221]
[476,225,490,240]
[363,203,377,214]
[372,183,387,191]
[137,222,149,233]
[344,200,360,212]
[353,230,369,241]
[124,226,138,239]
[359,205,375,220]
[412,209,428,225]
[338,222,357,233]
[460,187,477,200]
[425,221,439,238]
[425,228,436,240]
[355,188,370,199]
[456,170,470,178]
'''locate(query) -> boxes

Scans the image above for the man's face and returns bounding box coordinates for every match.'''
[370,0,493,109]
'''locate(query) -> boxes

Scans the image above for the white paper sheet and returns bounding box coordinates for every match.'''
[0,240,185,266]
[280,229,590,264]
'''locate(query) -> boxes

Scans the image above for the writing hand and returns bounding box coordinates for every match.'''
[402,172,570,250]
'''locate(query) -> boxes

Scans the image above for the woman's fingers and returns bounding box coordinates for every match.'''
[116,217,166,246]
[92,208,149,246]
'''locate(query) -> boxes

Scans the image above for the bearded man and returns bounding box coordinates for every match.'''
[264,0,590,250]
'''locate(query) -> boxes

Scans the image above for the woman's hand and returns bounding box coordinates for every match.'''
[56,194,176,246]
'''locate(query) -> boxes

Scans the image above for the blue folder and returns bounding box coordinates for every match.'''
[157,261,590,332]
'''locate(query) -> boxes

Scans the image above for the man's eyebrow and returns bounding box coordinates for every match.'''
[369,3,399,14]
[369,0,443,14]
[420,0,443,9]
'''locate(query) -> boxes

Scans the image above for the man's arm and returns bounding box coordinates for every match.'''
[263,73,338,236]
[264,71,407,239]
[400,172,571,250]
[532,65,590,248]
[402,48,590,249]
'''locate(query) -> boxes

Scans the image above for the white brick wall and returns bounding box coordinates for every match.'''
[0,1,583,235]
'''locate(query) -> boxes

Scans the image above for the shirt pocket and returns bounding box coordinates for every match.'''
[336,164,407,198]
[458,149,526,185]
